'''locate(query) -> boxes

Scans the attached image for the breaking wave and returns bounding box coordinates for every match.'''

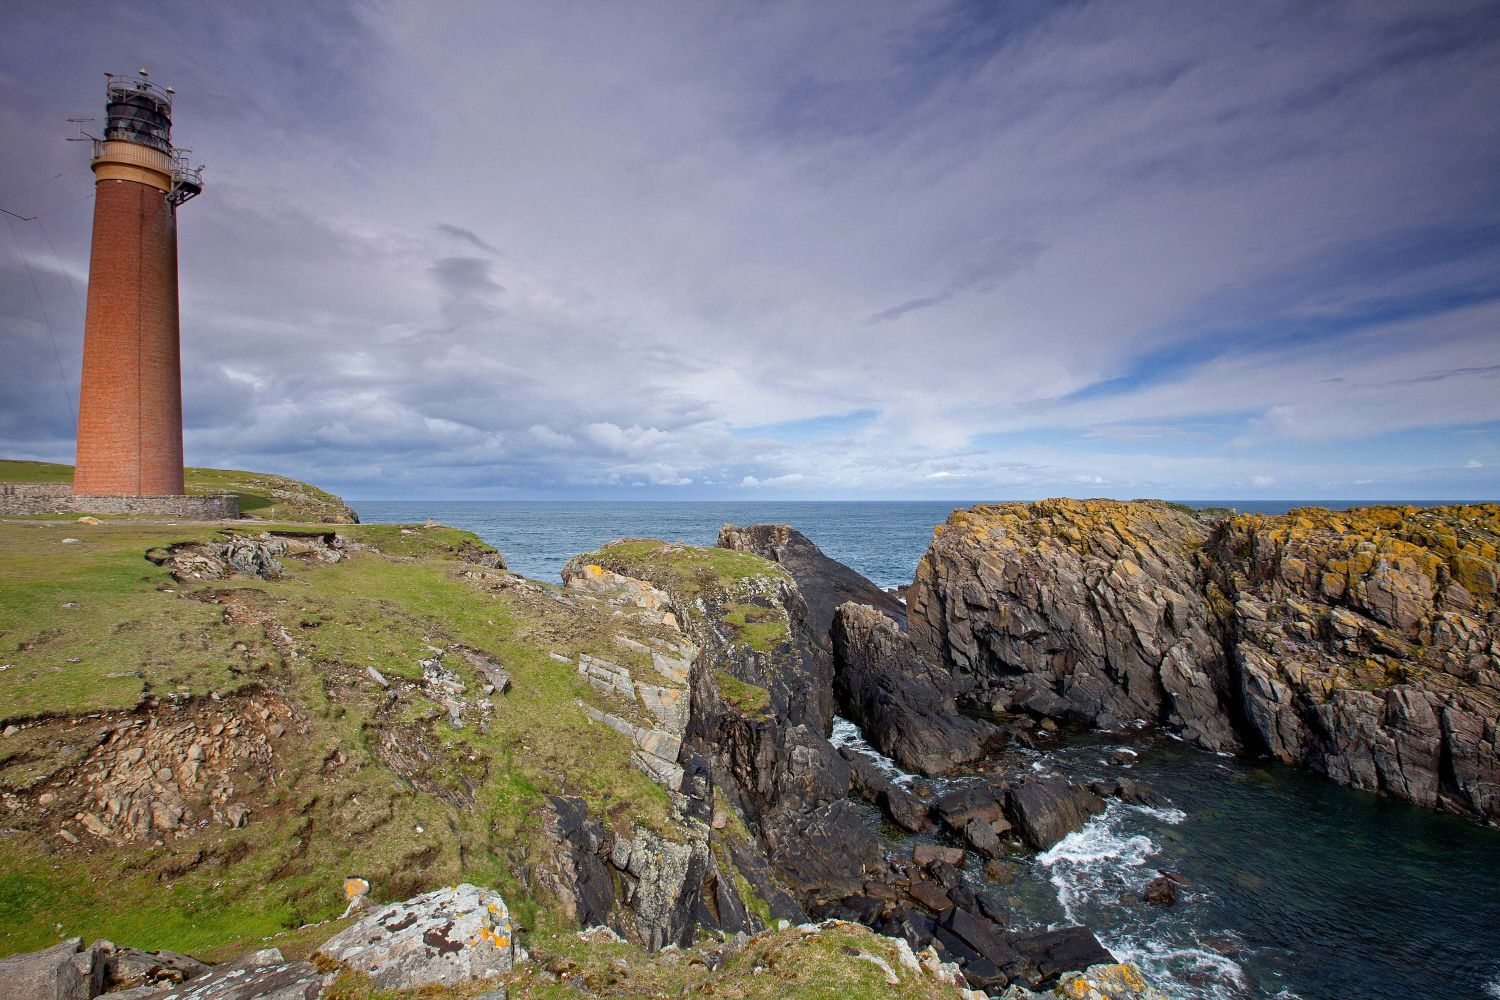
[1036,799,1255,999]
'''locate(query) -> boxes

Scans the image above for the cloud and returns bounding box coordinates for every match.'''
[864,240,1047,324]
[2,2,1499,500]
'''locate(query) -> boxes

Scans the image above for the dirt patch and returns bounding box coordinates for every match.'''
[2,692,305,848]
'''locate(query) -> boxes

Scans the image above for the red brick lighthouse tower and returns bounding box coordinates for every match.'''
[73,71,203,498]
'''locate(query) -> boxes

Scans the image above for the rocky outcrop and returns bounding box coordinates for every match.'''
[717,523,906,641]
[832,600,995,776]
[316,883,522,989]
[1213,505,1500,821]
[561,540,880,914]
[911,499,1500,823]
[910,500,1238,751]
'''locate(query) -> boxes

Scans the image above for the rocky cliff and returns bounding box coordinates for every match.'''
[717,523,907,641]
[909,499,1500,822]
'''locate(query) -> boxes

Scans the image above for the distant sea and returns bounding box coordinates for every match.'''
[349,499,1460,588]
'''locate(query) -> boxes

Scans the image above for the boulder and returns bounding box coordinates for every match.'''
[1088,777,1171,810]
[1003,776,1105,851]
[962,817,1004,859]
[831,601,994,776]
[103,944,209,990]
[1010,925,1115,987]
[316,884,521,990]
[1142,875,1177,906]
[157,949,329,999]
[911,843,966,867]
[0,938,98,1000]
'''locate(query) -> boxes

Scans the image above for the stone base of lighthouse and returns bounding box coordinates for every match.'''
[0,483,238,519]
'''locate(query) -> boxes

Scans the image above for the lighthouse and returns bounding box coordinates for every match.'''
[73,71,203,498]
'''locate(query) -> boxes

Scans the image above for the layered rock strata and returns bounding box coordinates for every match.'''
[911,499,1500,822]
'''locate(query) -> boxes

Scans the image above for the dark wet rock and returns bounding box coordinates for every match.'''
[839,746,929,832]
[1010,925,1116,988]
[1143,875,1178,906]
[912,843,966,867]
[717,524,906,643]
[536,795,616,929]
[975,889,1010,926]
[932,783,1006,830]
[1088,776,1171,809]
[908,879,954,913]
[930,911,1026,989]
[831,601,994,776]
[924,859,961,891]
[1003,776,1105,851]
[962,816,1004,859]
[874,905,938,951]
[762,799,883,902]
[1159,869,1190,886]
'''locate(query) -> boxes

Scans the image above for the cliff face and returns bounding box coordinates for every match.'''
[909,499,1500,822]
[1213,505,1499,820]
[908,499,1239,752]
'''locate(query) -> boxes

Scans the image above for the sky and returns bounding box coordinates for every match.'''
[2,0,1499,501]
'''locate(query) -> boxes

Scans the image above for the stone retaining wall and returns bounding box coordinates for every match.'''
[0,483,239,519]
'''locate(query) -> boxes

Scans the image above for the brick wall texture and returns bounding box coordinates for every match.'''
[73,177,186,496]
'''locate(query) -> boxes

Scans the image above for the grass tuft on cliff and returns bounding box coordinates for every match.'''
[0,459,359,523]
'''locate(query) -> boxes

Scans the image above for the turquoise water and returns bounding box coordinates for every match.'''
[352,498,1500,998]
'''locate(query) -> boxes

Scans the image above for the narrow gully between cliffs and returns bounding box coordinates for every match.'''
[830,715,1500,1000]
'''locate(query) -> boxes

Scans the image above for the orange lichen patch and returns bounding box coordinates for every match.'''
[344,877,370,900]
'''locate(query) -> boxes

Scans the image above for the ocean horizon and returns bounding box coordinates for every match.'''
[350,498,1475,589]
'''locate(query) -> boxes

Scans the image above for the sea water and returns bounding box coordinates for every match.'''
[351,498,1500,998]
[350,499,1458,588]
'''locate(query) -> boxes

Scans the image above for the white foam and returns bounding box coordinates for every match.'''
[829,716,920,786]
[1484,972,1500,999]
[1110,937,1251,1000]
[1132,804,1187,825]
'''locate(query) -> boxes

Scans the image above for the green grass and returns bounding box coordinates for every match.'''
[723,601,790,653]
[0,459,357,523]
[712,668,771,716]
[0,518,680,958]
[576,538,789,604]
